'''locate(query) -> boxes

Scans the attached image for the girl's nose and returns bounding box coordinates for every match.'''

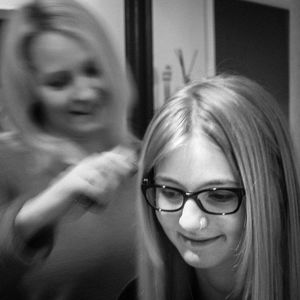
[179,199,208,231]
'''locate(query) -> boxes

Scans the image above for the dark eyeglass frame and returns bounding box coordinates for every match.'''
[141,178,245,215]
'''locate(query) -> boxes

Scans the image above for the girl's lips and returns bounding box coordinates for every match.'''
[179,233,222,247]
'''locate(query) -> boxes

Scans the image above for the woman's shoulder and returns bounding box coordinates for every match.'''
[0,131,26,152]
[118,278,138,300]
[0,131,31,172]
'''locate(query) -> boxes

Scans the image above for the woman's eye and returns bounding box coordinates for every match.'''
[84,62,101,77]
[44,72,72,89]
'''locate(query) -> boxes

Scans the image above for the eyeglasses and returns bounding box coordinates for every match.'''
[141,179,245,215]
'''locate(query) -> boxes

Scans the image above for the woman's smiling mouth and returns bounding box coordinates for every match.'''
[70,111,92,116]
[179,233,223,248]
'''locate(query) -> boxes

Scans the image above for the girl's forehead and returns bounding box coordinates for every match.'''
[153,131,244,187]
[158,135,234,172]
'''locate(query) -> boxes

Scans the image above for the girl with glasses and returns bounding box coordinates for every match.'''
[120,74,300,300]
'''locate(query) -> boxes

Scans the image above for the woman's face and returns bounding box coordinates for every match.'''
[30,31,115,137]
[155,134,245,271]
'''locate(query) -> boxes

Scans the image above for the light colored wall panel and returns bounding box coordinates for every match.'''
[152,0,215,109]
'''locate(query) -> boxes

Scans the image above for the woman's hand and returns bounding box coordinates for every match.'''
[59,146,137,207]
[15,146,137,239]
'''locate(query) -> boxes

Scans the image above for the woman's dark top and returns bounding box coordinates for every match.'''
[0,133,138,300]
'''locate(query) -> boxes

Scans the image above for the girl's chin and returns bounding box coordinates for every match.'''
[182,250,221,269]
[182,250,203,267]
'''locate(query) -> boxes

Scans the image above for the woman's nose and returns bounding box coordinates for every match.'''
[179,199,208,231]
[73,77,97,101]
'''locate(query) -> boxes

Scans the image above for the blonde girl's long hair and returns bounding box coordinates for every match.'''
[137,74,300,300]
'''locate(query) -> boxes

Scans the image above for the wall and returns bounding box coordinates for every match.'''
[215,0,289,116]
[152,0,214,109]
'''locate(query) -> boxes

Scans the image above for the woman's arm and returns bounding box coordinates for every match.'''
[0,143,136,294]
[14,146,137,242]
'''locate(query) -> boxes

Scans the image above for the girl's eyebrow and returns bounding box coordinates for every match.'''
[155,175,240,189]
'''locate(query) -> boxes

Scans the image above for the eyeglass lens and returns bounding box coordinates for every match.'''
[145,186,240,214]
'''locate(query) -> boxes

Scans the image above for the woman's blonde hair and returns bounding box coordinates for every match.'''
[0,0,135,165]
[137,74,300,300]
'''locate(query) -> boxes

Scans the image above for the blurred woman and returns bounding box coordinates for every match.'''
[0,0,138,299]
